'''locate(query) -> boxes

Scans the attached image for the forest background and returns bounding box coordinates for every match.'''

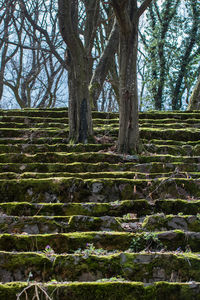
[0,0,199,112]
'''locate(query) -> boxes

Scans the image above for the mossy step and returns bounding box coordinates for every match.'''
[1,251,200,282]
[0,215,127,233]
[140,122,200,129]
[0,110,69,118]
[0,137,68,145]
[0,122,68,129]
[143,214,200,232]
[0,144,199,156]
[0,121,199,130]
[1,281,200,300]
[139,111,200,120]
[0,128,68,138]
[0,171,199,181]
[0,116,69,124]
[140,128,200,141]
[0,152,199,164]
[0,143,110,154]
[0,177,199,202]
[1,109,200,119]
[143,139,200,146]
[0,117,199,128]
[0,230,200,253]
[0,128,199,142]
[0,162,199,174]
[144,144,200,156]
[0,171,199,180]
[0,137,198,146]
[1,199,200,218]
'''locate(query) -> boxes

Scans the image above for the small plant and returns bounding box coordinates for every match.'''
[123,213,137,220]
[74,243,117,258]
[97,276,126,282]
[43,245,55,256]
[69,139,75,146]
[129,232,164,252]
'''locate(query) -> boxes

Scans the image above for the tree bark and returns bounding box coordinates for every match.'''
[111,0,154,154]
[89,19,119,110]
[112,0,139,154]
[188,73,200,110]
[118,15,139,153]
[58,0,93,143]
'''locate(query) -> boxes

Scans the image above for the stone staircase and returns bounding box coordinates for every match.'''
[0,108,200,299]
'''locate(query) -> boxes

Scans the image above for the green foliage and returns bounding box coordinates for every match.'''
[74,243,118,258]
[129,233,164,252]
[139,0,200,111]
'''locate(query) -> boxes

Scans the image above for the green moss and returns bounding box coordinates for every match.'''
[0,282,200,300]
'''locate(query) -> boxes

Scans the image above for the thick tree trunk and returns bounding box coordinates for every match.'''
[67,50,93,143]
[188,74,200,111]
[117,9,139,154]
[58,0,93,143]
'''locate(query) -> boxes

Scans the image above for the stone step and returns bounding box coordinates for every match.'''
[0,152,199,164]
[143,214,200,232]
[140,128,200,141]
[0,137,199,146]
[143,139,200,146]
[0,120,199,129]
[0,127,199,141]
[0,144,110,154]
[0,171,199,180]
[1,108,200,119]
[0,177,199,202]
[0,230,199,253]
[0,143,199,156]
[0,215,125,233]
[0,162,199,174]
[0,213,199,234]
[0,251,200,283]
[1,281,200,300]
[1,199,200,217]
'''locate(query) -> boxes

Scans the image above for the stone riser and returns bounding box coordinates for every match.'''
[0,162,199,174]
[0,127,200,141]
[1,281,200,300]
[0,177,199,202]
[0,252,200,283]
[0,152,199,164]
[0,144,199,156]
[0,199,200,217]
[0,213,199,234]
[0,230,199,253]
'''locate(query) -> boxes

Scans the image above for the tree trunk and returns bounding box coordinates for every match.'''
[89,19,119,110]
[117,4,139,154]
[58,0,93,143]
[187,73,200,110]
[67,50,93,143]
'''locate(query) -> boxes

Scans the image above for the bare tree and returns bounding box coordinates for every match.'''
[1,0,67,108]
[111,0,154,153]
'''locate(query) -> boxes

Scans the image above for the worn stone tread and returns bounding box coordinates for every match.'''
[1,199,200,217]
[0,230,199,253]
[0,251,200,283]
[0,177,199,202]
[1,281,200,300]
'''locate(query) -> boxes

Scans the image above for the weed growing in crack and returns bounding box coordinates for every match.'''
[129,232,164,252]
[74,243,118,258]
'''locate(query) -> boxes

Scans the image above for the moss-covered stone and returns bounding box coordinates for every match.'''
[0,282,200,300]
